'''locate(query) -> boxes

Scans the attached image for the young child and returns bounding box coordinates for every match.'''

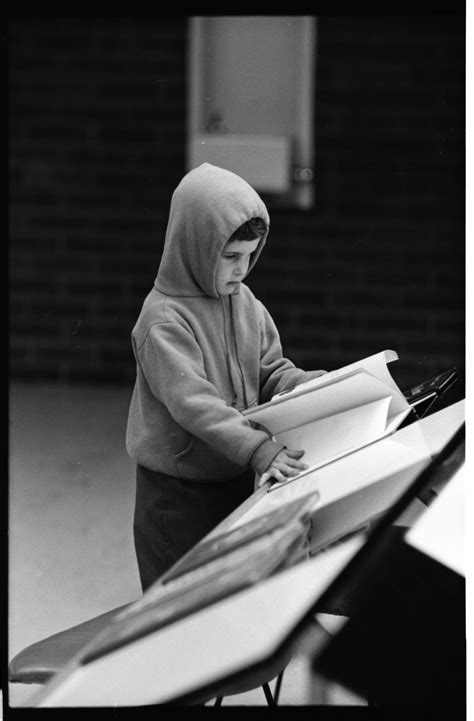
[126,162,326,591]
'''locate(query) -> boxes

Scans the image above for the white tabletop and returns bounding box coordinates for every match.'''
[35,536,364,707]
[225,400,465,546]
[33,400,465,707]
[406,462,465,576]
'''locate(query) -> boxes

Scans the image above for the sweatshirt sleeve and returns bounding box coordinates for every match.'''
[258,301,326,403]
[136,320,285,473]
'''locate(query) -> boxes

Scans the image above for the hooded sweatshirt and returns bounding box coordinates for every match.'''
[126,163,323,481]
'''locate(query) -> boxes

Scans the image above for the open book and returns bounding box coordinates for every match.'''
[244,350,412,484]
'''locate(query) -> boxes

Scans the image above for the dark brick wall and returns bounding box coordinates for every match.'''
[9,15,465,392]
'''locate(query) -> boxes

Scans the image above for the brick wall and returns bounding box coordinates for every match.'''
[9,15,465,391]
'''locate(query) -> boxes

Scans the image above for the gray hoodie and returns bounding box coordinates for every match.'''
[126,163,322,480]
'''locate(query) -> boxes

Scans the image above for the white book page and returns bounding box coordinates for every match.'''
[271,349,401,402]
[246,371,402,435]
[277,397,392,470]
[235,430,432,529]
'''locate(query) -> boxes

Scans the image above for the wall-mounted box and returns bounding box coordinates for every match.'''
[189,133,292,194]
[187,17,317,208]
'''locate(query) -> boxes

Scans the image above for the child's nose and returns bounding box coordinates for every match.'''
[235,258,248,276]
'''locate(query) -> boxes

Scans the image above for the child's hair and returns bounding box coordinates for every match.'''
[228,217,267,243]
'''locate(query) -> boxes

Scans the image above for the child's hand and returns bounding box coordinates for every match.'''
[257,448,309,488]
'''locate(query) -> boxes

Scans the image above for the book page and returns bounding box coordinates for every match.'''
[271,349,401,403]
[246,370,402,435]
[277,397,392,471]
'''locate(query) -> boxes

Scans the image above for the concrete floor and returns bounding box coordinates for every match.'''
[7,381,364,708]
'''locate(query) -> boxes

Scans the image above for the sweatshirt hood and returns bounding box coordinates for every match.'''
[155,163,270,298]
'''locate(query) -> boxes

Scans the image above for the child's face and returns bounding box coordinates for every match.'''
[215,238,260,296]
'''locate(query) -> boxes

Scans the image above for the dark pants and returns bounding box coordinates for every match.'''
[133,464,255,591]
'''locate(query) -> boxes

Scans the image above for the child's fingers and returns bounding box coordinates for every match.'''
[286,448,305,458]
[259,467,286,486]
[259,448,310,487]
[284,456,308,471]
[260,463,305,487]
[284,465,305,475]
